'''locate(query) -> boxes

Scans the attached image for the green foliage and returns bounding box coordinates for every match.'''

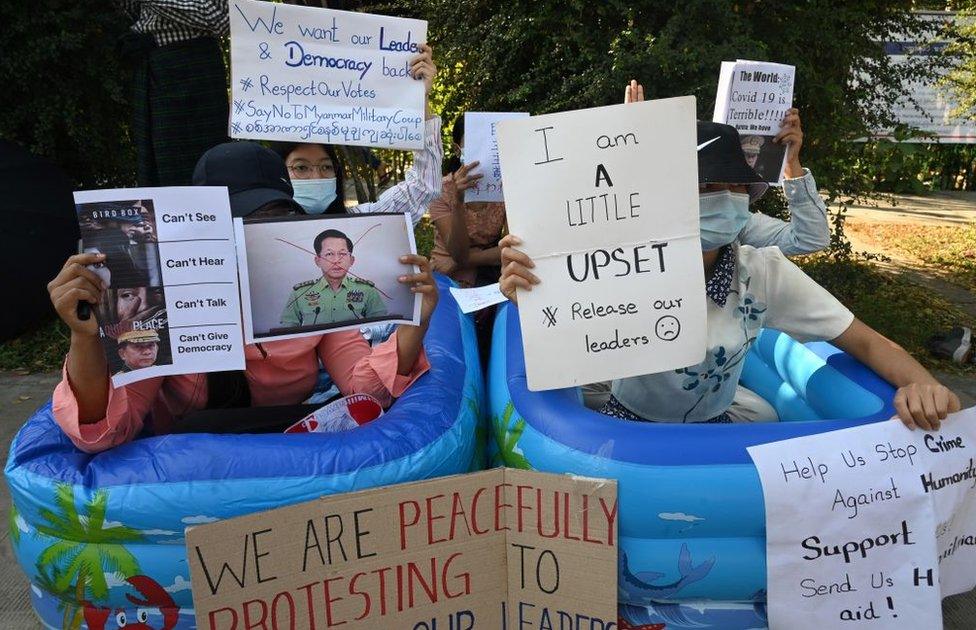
[942,2,976,120]
[0,2,135,188]
[366,0,948,254]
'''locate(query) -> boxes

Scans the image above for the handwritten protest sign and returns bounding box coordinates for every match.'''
[449,283,507,314]
[748,408,976,629]
[75,188,245,386]
[229,0,427,149]
[496,97,706,390]
[713,60,795,183]
[463,112,529,202]
[187,468,617,630]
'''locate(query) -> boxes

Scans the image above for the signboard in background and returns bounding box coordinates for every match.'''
[874,11,976,143]
[748,407,976,629]
[713,60,795,183]
[463,112,530,202]
[229,0,428,149]
[496,97,706,391]
[186,468,618,630]
[76,188,245,387]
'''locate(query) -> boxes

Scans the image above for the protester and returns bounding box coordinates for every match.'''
[429,116,507,288]
[116,0,230,186]
[47,45,441,453]
[270,44,441,225]
[625,80,830,256]
[499,121,961,431]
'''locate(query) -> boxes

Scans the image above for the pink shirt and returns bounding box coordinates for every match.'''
[53,330,428,453]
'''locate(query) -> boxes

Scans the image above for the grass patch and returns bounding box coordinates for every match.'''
[0,318,70,373]
[847,222,976,291]
[800,255,975,376]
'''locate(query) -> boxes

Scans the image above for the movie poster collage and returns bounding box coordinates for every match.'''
[78,200,173,376]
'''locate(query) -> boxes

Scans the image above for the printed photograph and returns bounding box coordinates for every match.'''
[78,199,172,375]
[105,319,174,376]
[78,199,163,287]
[740,134,786,183]
[237,213,420,341]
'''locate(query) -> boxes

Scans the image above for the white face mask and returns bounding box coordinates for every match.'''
[698,191,751,251]
[292,178,338,215]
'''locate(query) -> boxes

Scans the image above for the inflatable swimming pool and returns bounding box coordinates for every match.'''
[488,303,896,629]
[6,274,484,630]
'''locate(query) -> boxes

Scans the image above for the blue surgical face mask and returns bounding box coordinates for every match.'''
[699,190,751,251]
[292,178,338,215]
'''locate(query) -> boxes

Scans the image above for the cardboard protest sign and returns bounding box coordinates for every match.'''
[713,60,795,183]
[495,97,706,391]
[229,0,427,149]
[75,188,245,386]
[748,407,976,629]
[187,468,618,630]
[234,213,420,343]
[462,112,529,202]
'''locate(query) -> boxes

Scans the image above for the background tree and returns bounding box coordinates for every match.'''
[0,2,134,188]
[368,0,943,253]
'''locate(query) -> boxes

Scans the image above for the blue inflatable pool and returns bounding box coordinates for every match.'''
[488,303,896,629]
[6,275,484,630]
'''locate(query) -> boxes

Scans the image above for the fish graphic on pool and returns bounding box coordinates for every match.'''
[619,544,716,601]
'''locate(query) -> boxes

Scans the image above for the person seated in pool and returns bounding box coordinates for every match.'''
[270,43,440,226]
[498,121,960,431]
[47,142,438,454]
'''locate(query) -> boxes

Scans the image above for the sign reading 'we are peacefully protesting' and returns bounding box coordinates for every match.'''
[229,0,427,149]
[187,469,618,630]
[496,97,707,391]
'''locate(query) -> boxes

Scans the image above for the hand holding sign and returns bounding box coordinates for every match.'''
[623,78,645,103]
[48,252,108,337]
[495,97,706,390]
[774,107,804,178]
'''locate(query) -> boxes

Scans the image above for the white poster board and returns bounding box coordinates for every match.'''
[463,112,529,202]
[748,408,976,629]
[234,213,420,343]
[713,60,795,184]
[76,188,246,386]
[496,97,706,391]
[229,0,427,149]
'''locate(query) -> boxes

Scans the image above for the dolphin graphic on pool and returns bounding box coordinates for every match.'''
[619,544,715,601]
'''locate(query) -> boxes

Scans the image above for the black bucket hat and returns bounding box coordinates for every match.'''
[697,121,769,203]
[193,141,303,217]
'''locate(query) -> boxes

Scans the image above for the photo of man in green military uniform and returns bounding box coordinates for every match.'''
[280,228,387,328]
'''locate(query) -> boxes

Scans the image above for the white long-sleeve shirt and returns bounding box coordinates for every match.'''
[738,168,830,255]
[346,117,443,227]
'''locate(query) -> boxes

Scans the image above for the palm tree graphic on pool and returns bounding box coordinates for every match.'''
[34,484,144,628]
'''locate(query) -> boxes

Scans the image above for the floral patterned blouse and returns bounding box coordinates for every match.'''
[610,243,854,423]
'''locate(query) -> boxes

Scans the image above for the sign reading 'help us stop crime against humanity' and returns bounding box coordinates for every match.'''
[496,97,706,391]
